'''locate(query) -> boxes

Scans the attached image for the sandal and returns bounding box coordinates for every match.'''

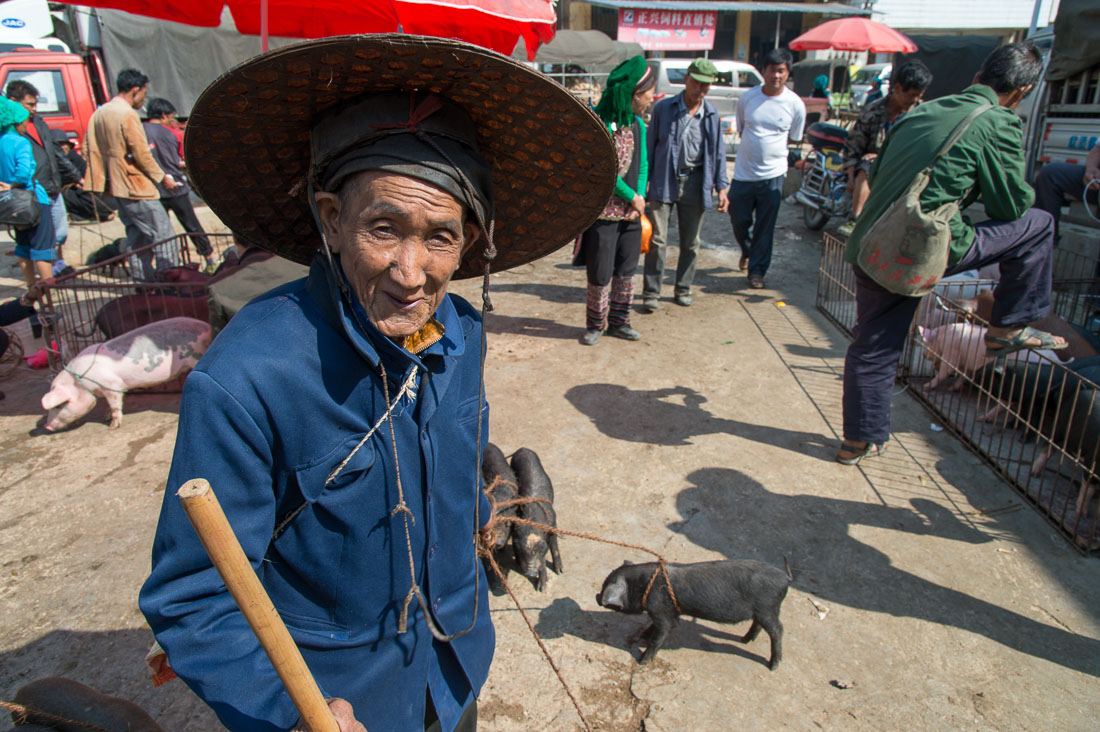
[835,441,886,465]
[984,326,1068,358]
[749,274,765,289]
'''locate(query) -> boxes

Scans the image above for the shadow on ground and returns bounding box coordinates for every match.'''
[531,597,773,669]
[669,467,1100,677]
[484,312,584,341]
[0,628,215,731]
[565,383,835,458]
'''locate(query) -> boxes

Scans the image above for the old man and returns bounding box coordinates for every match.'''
[139,35,614,732]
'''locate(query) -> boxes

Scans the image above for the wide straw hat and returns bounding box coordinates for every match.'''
[185,34,617,279]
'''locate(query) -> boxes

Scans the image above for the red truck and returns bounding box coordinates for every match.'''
[0,48,110,146]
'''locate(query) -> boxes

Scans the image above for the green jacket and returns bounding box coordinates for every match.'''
[845,84,1035,269]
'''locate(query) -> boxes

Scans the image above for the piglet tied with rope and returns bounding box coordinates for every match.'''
[598,559,791,669]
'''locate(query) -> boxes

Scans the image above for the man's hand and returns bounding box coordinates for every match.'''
[162,174,181,193]
[292,698,367,732]
[624,193,645,221]
[1084,166,1100,186]
[0,181,10,191]
[716,188,729,213]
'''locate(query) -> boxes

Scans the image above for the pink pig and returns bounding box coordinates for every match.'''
[41,317,211,431]
[917,323,992,391]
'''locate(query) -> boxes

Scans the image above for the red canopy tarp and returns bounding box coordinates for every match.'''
[789,17,917,54]
[65,0,556,58]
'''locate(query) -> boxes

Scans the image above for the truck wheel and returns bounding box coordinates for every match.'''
[803,207,828,231]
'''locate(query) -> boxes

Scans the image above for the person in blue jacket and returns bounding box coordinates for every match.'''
[0,96,55,293]
[137,36,615,732]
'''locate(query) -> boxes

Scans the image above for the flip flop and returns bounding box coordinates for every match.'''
[835,442,886,465]
[984,326,1068,358]
[749,274,765,289]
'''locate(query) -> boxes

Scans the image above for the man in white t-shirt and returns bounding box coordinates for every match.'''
[729,48,806,288]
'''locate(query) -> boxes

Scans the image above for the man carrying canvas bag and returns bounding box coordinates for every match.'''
[836,42,1068,466]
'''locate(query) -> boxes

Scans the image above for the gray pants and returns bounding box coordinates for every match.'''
[643,168,706,299]
[116,197,177,280]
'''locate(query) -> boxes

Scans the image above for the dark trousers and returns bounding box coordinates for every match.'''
[0,298,35,358]
[161,194,212,256]
[729,175,784,277]
[842,208,1055,444]
[1032,162,1098,241]
[424,692,477,732]
[583,218,641,329]
[584,218,641,286]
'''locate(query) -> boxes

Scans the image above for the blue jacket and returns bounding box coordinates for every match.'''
[139,255,495,732]
[0,130,49,204]
[646,92,728,207]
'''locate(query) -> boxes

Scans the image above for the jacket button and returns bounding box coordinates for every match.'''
[433,598,440,613]
[428,544,437,559]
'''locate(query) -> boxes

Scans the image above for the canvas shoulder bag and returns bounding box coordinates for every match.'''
[856,101,994,296]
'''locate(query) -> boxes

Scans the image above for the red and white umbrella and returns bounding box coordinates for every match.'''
[64,0,556,58]
[789,17,917,54]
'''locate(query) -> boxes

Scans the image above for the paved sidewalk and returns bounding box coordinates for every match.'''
[1,203,1098,731]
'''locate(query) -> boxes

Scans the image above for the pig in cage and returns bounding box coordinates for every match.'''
[39,233,236,372]
[817,233,1100,552]
[900,293,1100,553]
[817,232,1100,339]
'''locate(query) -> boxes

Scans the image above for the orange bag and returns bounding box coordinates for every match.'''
[639,213,652,255]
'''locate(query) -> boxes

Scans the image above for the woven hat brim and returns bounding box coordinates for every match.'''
[184,34,617,279]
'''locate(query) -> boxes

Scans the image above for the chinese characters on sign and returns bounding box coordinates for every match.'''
[617,8,717,51]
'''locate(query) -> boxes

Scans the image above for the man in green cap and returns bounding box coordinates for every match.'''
[643,56,729,310]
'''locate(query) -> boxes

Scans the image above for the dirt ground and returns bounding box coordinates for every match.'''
[1,199,1099,732]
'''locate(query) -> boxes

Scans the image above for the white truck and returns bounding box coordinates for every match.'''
[1022,1,1100,280]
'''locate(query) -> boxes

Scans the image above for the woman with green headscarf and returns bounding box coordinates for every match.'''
[0,95,56,293]
[577,55,656,346]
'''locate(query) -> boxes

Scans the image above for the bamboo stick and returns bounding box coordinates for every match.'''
[178,478,340,732]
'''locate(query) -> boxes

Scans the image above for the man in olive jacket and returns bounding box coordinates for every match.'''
[837,42,1067,465]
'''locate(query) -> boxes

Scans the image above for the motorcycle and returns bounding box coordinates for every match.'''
[794,122,852,231]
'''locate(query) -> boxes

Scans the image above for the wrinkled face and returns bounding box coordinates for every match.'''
[18,94,36,118]
[315,171,479,341]
[683,76,711,107]
[41,374,96,431]
[763,63,790,94]
[890,85,924,111]
[632,86,655,116]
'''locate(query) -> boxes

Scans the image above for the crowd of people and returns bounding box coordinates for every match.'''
[579,41,1093,470]
[0,67,218,377]
[0,34,1095,732]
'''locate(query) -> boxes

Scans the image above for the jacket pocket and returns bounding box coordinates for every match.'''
[294,432,378,500]
[455,395,482,426]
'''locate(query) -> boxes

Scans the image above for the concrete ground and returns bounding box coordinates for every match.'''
[1,200,1098,731]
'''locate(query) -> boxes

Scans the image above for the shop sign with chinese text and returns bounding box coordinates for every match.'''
[617,8,716,51]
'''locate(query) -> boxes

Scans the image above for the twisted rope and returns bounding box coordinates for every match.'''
[475,490,683,732]
[481,549,593,732]
[0,700,114,732]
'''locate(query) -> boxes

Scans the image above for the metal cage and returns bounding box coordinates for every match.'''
[37,232,236,372]
[817,232,1100,552]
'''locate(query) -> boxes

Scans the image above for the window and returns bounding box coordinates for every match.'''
[667,68,688,85]
[1,69,70,115]
[738,71,762,88]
